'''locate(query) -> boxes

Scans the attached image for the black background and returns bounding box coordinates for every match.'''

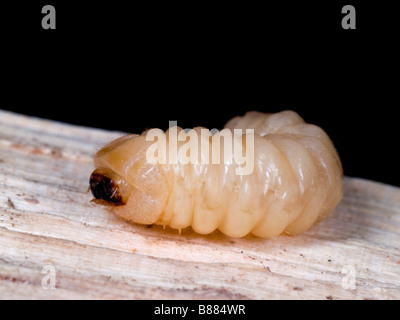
[2,1,399,186]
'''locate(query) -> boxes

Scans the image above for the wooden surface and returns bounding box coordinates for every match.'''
[0,109,399,300]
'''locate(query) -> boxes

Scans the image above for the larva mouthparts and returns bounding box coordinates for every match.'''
[89,110,343,238]
[90,168,133,206]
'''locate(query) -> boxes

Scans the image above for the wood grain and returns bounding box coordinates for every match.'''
[0,110,399,300]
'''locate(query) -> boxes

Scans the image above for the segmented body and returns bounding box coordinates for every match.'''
[91,111,343,238]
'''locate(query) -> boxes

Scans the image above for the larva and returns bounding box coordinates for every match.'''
[90,110,343,238]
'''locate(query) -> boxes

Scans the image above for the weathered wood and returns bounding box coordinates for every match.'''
[0,109,399,300]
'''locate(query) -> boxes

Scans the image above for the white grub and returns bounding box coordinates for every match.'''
[90,111,343,238]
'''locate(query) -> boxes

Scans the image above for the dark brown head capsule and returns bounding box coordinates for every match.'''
[89,168,132,206]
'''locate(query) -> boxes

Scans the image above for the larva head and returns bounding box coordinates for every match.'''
[90,168,133,206]
[90,134,146,207]
[90,134,170,225]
